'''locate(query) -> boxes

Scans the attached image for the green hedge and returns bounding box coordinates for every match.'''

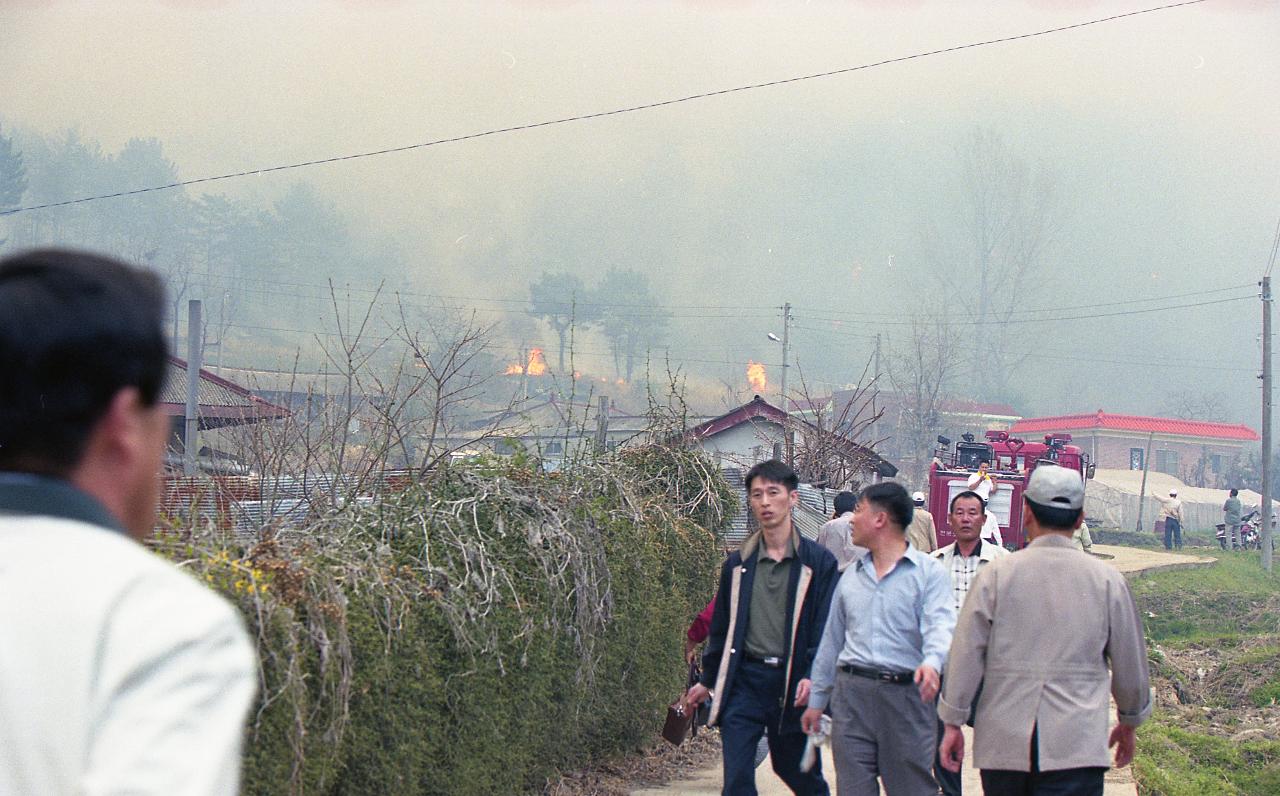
[161,446,731,795]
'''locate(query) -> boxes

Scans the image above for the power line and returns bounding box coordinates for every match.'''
[0,0,1206,218]
[794,293,1253,327]
[793,282,1254,321]
[184,270,1253,324]
[181,269,780,311]
[216,321,782,369]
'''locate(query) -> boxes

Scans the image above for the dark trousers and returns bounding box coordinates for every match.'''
[979,728,1106,796]
[719,659,829,795]
[1163,518,1182,550]
[934,715,962,796]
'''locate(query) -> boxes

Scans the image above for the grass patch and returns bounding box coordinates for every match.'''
[1131,554,1280,794]
[1135,724,1280,795]
[1130,553,1280,644]
[1093,529,1218,548]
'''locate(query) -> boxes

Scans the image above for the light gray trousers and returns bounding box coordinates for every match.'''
[829,670,937,796]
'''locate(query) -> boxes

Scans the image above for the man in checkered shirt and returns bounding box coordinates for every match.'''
[928,491,1008,795]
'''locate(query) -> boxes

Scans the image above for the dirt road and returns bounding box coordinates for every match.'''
[631,545,1213,796]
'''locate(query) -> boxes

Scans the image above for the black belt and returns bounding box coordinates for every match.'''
[745,655,783,669]
[840,663,912,684]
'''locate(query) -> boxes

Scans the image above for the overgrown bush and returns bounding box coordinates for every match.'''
[157,445,732,795]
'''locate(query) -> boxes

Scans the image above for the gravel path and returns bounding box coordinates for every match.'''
[631,545,1213,795]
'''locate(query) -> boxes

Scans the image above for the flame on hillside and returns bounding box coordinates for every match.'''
[527,348,547,375]
[504,348,548,376]
[746,360,768,393]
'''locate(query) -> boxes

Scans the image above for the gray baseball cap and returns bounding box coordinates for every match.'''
[1024,464,1085,510]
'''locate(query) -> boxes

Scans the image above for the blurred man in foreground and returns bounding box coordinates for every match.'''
[0,249,257,795]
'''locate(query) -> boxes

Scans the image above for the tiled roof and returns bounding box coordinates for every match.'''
[1011,410,1259,442]
[161,357,290,422]
[689,396,895,476]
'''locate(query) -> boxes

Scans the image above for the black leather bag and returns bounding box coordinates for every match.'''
[661,660,707,745]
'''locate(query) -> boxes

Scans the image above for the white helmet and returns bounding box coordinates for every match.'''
[912,491,925,504]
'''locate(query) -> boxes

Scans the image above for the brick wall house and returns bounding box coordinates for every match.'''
[1011,410,1259,488]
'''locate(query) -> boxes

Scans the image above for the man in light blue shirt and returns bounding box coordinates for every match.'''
[801,482,956,795]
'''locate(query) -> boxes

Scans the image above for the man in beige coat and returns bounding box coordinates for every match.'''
[937,465,1152,794]
[905,491,938,553]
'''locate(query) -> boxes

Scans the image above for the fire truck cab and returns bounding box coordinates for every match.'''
[926,430,1093,550]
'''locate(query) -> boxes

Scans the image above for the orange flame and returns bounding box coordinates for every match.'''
[504,363,524,375]
[746,360,768,393]
[526,348,547,376]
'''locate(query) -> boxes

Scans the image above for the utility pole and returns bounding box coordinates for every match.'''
[874,333,882,382]
[183,299,203,477]
[779,302,792,412]
[1262,276,1273,571]
[595,395,609,454]
[1135,430,1154,532]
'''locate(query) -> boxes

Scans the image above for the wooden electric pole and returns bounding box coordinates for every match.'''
[183,299,203,476]
[1135,430,1154,532]
[874,333,882,382]
[1262,276,1273,571]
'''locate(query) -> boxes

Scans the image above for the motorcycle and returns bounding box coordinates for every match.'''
[1216,509,1274,550]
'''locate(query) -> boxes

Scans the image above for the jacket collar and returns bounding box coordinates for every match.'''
[934,538,1002,562]
[1027,533,1077,550]
[0,472,126,535]
[740,523,802,561]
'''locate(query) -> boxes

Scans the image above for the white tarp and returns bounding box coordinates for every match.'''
[1085,468,1277,533]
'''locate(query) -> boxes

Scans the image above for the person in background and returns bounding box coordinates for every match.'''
[0,249,257,795]
[816,490,866,571]
[906,491,938,553]
[1153,489,1183,550]
[686,596,716,663]
[1072,519,1094,554]
[966,463,1004,548]
[1223,488,1243,550]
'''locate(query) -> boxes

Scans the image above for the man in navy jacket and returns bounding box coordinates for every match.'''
[685,460,839,794]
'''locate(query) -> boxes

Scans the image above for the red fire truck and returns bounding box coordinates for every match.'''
[926,430,1094,550]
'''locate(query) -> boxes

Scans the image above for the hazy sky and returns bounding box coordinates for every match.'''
[3,0,1278,422]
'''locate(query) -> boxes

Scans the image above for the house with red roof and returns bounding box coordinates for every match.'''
[687,395,897,489]
[1010,410,1259,488]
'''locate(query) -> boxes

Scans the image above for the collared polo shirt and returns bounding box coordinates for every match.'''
[947,540,985,614]
[744,536,794,658]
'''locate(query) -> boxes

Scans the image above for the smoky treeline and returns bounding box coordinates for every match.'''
[0,124,400,360]
[0,123,681,394]
[0,115,1253,440]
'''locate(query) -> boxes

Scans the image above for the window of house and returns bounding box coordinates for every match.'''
[1211,454,1223,474]
[1154,449,1179,475]
[544,441,563,455]
[1129,448,1144,470]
